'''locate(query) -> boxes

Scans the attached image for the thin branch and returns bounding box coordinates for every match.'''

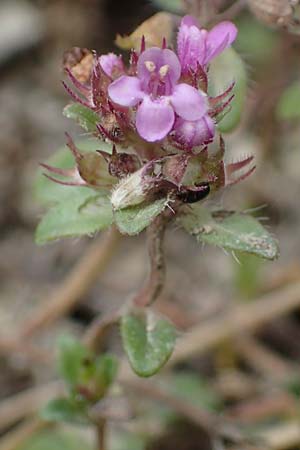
[170,279,300,366]
[0,381,62,431]
[123,378,244,443]
[235,335,294,382]
[83,308,122,352]
[0,336,52,365]
[133,214,169,307]
[0,419,49,450]
[20,227,121,339]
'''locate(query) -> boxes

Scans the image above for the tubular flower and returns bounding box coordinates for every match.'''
[177,15,238,73]
[172,115,215,150]
[108,47,208,142]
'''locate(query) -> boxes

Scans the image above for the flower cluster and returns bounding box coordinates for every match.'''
[44,16,255,210]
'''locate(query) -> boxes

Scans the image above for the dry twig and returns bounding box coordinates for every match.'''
[20,227,121,339]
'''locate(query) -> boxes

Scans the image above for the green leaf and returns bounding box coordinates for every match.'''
[180,207,279,260]
[94,353,119,394]
[114,198,167,235]
[121,311,176,377]
[57,335,90,386]
[63,103,100,133]
[34,138,111,206]
[41,398,88,425]
[208,47,247,133]
[35,192,113,244]
[277,82,300,120]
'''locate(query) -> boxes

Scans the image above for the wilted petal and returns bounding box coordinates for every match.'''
[205,21,238,64]
[138,47,181,86]
[108,75,144,107]
[99,53,124,78]
[171,83,208,121]
[177,17,206,71]
[174,115,215,148]
[136,96,175,142]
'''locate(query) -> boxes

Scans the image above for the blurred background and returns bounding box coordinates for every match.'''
[1,1,300,449]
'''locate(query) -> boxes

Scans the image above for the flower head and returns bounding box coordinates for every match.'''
[177,15,238,73]
[108,47,208,142]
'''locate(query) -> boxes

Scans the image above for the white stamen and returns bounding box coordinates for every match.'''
[159,64,169,78]
[144,61,156,72]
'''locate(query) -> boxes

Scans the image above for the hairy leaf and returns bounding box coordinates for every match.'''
[181,207,279,260]
[35,192,113,244]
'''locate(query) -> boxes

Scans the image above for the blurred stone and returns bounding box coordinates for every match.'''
[0,1,44,65]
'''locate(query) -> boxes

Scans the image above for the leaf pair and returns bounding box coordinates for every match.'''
[42,336,118,424]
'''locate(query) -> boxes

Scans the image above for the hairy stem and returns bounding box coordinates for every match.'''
[134,213,169,307]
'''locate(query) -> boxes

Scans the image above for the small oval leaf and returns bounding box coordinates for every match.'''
[180,206,279,260]
[121,311,176,377]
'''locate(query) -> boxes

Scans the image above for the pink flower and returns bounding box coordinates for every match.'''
[177,15,238,73]
[99,53,124,78]
[173,115,215,149]
[108,47,208,142]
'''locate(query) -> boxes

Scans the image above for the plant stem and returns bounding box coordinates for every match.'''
[134,213,169,307]
[96,420,106,450]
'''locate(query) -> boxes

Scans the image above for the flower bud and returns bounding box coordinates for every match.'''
[99,53,124,79]
[111,163,160,210]
[173,116,215,149]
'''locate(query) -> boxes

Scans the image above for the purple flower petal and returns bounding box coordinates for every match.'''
[171,84,208,121]
[108,75,144,107]
[138,47,181,86]
[177,21,207,71]
[99,53,123,78]
[174,115,215,148]
[136,96,175,142]
[204,21,238,64]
